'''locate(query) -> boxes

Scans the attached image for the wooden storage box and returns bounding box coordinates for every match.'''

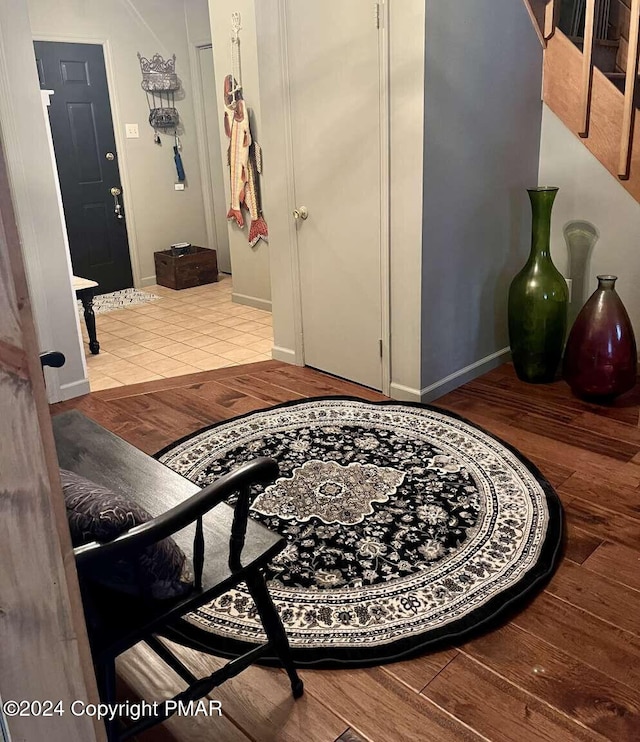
[154,245,218,290]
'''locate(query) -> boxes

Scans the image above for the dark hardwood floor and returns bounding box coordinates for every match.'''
[52,360,640,742]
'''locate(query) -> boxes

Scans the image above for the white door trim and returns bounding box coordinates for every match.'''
[275,0,391,393]
[40,88,88,400]
[378,0,391,395]
[277,0,305,366]
[31,33,142,289]
[189,41,232,273]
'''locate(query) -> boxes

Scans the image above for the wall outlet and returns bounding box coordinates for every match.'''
[125,123,139,138]
[174,182,185,191]
[565,277,573,302]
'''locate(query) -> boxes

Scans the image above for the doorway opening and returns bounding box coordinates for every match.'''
[34,41,134,294]
[78,278,273,390]
[32,25,271,391]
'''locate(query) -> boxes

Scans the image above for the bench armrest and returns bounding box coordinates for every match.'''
[73,457,279,579]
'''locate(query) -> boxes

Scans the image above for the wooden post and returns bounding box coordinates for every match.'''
[522,0,548,47]
[619,0,640,178]
[579,0,597,137]
[544,0,557,39]
[0,133,103,738]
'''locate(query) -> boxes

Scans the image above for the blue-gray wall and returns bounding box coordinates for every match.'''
[421,0,543,396]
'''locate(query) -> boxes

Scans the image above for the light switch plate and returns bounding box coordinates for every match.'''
[174,183,185,191]
[125,123,139,138]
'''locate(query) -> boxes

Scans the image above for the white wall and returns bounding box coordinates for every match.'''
[185,0,211,44]
[184,0,231,274]
[539,104,640,336]
[420,0,543,399]
[208,0,272,309]
[0,0,88,401]
[28,0,209,287]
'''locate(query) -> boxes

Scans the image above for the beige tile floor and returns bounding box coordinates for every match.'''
[80,276,273,391]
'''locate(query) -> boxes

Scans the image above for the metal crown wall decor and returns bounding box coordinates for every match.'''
[138,52,178,91]
[137,51,185,181]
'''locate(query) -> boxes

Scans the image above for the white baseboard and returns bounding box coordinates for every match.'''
[420,347,511,403]
[232,292,272,312]
[59,377,90,401]
[389,382,423,403]
[271,345,300,364]
[140,275,157,288]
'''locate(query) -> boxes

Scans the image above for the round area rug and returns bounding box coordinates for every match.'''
[157,397,563,666]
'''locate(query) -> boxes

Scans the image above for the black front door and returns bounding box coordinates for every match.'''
[34,41,133,294]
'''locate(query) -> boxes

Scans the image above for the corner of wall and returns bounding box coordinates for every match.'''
[208,0,272,308]
[420,0,542,399]
[388,0,426,398]
[420,348,511,403]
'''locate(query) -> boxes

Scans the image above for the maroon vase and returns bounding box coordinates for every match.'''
[563,275,637,400]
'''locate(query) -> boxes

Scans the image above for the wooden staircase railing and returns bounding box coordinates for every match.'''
[523,0,640,201]
[579,0,597,136]
[619,0,640,177]
[524,0,559,45]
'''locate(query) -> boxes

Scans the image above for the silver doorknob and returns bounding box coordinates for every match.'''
[293,206,309,220]
[110,187,124,219]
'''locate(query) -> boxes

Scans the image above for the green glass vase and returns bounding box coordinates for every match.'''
[508,187,568,383]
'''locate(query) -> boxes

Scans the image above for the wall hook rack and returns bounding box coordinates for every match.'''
[137,51,186,181]
[137,52,180,138]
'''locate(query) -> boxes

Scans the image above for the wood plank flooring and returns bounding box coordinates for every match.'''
[51,361,640,742]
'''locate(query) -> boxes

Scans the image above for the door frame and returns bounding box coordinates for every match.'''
[0,109,104,741]
[188,39,231,273]
[40,88,89,401]
[275,0,391,394]
[31,33,142,289]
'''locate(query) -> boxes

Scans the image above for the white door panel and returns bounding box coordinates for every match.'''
[285,0,383,390]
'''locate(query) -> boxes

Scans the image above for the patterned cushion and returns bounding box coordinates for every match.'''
[60,469,193,600]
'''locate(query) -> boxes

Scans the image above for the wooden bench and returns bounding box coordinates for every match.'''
[52,410,302,741]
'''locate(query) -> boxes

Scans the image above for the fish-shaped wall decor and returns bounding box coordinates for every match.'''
[223,74,268,246]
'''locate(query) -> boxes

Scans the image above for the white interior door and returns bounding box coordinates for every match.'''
[197,45,231,274]
[285,0,383,390]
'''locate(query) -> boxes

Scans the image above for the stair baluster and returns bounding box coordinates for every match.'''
[544,0,557,40]
[579,0,597,136]
[619,0,640,179]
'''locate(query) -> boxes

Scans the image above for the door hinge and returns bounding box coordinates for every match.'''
[379,339,383,357]
[374,3,381,29]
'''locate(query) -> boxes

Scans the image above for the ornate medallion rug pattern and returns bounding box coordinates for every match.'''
[158,397,563,666]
